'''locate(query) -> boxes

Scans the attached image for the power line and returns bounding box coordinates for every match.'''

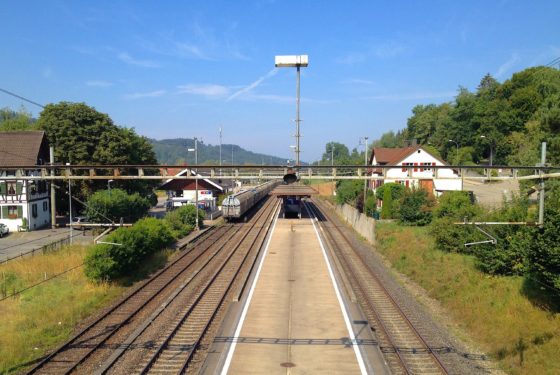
[0,87,45,109]
[545,57,560,68]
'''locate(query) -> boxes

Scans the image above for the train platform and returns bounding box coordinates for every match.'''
[204,209,389,374]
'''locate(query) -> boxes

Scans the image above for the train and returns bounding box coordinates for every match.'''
[222,180,279,220]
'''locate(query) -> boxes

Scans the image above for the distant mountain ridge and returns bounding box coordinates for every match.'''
[149,138,289,165]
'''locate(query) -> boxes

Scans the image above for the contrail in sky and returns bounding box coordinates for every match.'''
[226,68,278,102]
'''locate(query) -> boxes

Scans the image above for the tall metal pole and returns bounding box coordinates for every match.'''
[195,138,199,231]
[363,136,369,210]
[49,146,56,229]
[538,142,546,226]
[295,65,301,167]
[219,127,222,176]
[66,163,72,244]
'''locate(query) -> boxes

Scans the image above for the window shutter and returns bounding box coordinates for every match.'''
[16,182,23,195]
[413,163,418,172]
[0,182,5,195]
[17,206,23,218]
[1,206,7,218]
[402,163,406,172]
[432,162,436,166]
[420,163,424,172]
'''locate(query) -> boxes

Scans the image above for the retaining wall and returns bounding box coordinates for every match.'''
[334,203,376,244]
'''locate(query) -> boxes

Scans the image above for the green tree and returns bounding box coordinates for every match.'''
[335,180,362,205]
[85,189,151,223]
[0,107,36,131]
[398,188,435,226]
[381,187,393,219]
[37,102,159,210]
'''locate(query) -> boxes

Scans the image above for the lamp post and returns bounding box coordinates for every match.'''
[275,55,309,167]
[480,135,493,166]
[187,138,200,231]
[108,179,113,195]
[360,137,369,209]
[219,126,222,176]
[66,163,72,244]
[448,139,459,165]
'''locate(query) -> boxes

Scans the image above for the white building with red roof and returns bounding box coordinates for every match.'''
[369,145,462,195]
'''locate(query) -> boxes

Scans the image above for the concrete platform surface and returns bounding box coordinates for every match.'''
[217,217,376,374]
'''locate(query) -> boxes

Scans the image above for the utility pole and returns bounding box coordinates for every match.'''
[49,146,56,229]
[219,127,222,176]
[538,142,546,226]
[362,136,369,211]
[66,162,72,244]
[195,138,199,231]
[295,65,301,166]
[187,139,200,231]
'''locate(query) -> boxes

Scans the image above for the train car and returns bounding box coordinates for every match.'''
[222,181,279,220]
[283,196,303,219]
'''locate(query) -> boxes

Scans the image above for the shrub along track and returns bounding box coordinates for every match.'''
[27,196,280,375]
[307,199,450,375]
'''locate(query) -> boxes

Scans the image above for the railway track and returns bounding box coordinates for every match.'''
[307,199,449,375]
[28,196,280,375]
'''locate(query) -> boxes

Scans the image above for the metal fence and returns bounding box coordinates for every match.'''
[1,234,82,264]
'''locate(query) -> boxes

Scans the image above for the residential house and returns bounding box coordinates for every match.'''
[0,131,51,231]
[369,145,462,196]
[160,168,225,210]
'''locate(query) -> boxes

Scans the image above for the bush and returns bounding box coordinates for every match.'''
[375,182,405,202]
[381,186,393,219]
[85,188,151,223]
[398,188,435,226]
[335,180,363,205]
[84,217,175,281]
[430,217,480,253]
[526,183,560,288]
[364,192,377,217]
[433,191,480,220]
[164,205,202,237]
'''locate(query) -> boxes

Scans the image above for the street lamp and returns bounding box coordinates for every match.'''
[480,135,493,166]
[275,55,309,167]
[187,138,200,231]
[66,162,72,244]
[448,139,459,165]
[360,137,369,208]
[107,179,114,195]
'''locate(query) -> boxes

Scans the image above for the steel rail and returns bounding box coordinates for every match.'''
[309,199,450,375]
[26,225,231,374]
[97,197,278,374]
[138,198,280,374]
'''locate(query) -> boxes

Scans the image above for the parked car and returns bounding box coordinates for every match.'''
[0,223,9,238]
[72,216,90,230]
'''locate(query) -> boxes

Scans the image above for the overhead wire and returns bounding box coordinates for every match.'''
[0,87,45,109]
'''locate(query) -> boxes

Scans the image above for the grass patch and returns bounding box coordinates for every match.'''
[376,222,560,375]
[0,245,125,374]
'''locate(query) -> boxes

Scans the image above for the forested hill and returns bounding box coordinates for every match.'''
[150,138,289,165]
[372,66,560,167]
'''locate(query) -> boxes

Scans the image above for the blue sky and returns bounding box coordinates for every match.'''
[1,1,559,161]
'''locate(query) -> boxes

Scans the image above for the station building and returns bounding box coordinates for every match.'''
[369,145,462,197]
[160,168,225,211]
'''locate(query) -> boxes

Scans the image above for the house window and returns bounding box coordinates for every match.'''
[7,205,20,219]
[7,181,17,195]
[32,204,38,218]
[421,162,432,172]
[401,162,414,172]
[43,201,48,211]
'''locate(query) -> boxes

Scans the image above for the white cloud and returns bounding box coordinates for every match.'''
[495,53,520,78]
[86,80,113,87]
[226,69,278,101]
[178,84,230,98]
[335,53,366,65]
[123,90,166,100]
[117,52,159,68]
[342,78,376,85]
[373,41,406,58]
